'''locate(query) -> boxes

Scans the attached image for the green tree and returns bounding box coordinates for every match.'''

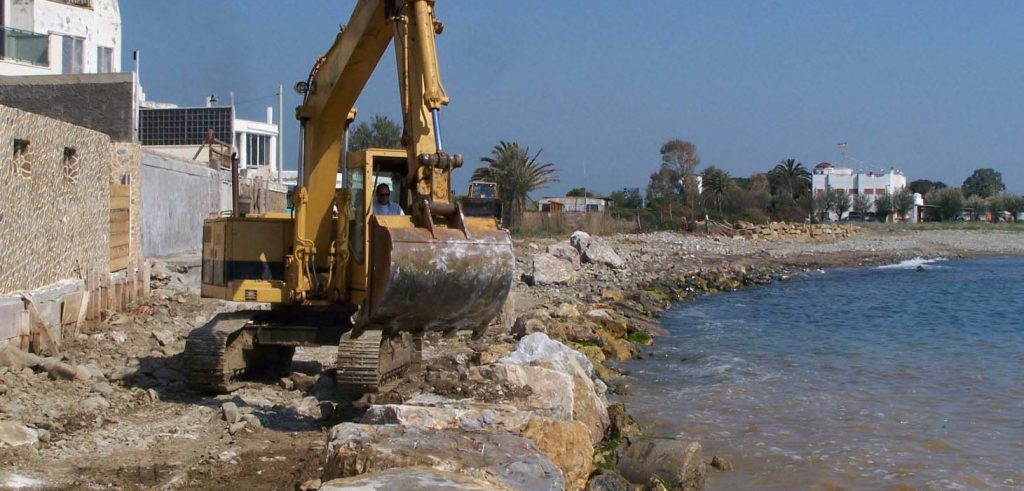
[609,189,641,209]
[769,159,811,204]
[909,179,947,195]
[662,140,701,218]
[894,189,916,221]
[833,189,852,220]
[852,193,872,216]
[875,191,895,222]
[565,187,589,197]
[961,168,1005,198]
[472,141,558,231]
[925,188,964,221]
[700,166,732,212]
[813,189,835,221]
[348,114,401,151]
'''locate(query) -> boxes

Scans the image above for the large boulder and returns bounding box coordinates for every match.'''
[568,231,624,269]
[582,240,625,269]
[361,404,531,433]
[501,333,610,445]
[569,231,592,253]
[0,421,39,447]
[489,363,575,421]
[322,423,564,491]
[320,468,502,490]
[546,242,582,270]
[606,403,642,440]
[521,417,593,491]
[616,436,706,491]
[585,473,632,491]
[528,253,577,286]
[511,309,554,339]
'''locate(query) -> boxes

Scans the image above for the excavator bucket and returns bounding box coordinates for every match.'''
[361,215,515,339]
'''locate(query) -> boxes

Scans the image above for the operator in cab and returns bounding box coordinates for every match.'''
[373,183,404,215]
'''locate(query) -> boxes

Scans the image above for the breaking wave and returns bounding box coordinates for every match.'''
[876,256,947,270]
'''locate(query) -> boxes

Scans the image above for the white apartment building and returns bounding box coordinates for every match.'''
[812,162,910,218]
[138,102,281,178]
[0,0,121,76]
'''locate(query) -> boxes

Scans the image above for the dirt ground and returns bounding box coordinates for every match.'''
[3,227,1021,490]
[0,259,525,490]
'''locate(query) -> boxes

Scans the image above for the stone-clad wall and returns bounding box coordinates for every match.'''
[0,104,111,293]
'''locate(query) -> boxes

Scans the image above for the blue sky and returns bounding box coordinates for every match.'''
[122,1,1024,197]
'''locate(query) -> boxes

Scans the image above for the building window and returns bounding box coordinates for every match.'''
[62,147,79,184]
[139,107,234,145]
[246,133,270,167]
[61,35,84,74]
[97,46,113,73]
[12,139,31,178]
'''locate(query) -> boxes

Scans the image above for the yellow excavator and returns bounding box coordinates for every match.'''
[183,0,514,394]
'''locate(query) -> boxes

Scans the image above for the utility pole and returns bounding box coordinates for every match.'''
[277,84,284,183]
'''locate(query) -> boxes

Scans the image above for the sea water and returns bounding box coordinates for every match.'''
[619,257,1024,490]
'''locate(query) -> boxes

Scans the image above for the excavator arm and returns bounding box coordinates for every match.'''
[292,0,513,339]
[187,0,513,395]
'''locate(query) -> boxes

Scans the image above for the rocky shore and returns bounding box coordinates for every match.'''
[2,227,1024,490]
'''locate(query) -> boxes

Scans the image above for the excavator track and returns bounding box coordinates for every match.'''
[183,312,255,393]
[336,330,413,394]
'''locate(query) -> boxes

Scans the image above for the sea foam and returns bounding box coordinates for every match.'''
[876,256,947,270]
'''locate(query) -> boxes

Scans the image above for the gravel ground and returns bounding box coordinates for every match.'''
[1,226,1022,489]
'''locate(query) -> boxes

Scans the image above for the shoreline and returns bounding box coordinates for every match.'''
[2,227,1023,489]
[509,226,1024,489]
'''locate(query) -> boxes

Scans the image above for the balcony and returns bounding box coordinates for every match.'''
[49,0,93,7]
[1,26,50,67]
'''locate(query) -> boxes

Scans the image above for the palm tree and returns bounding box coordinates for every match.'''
[700,166,731,212]
[770,159,811,203]
[472,141,558,231]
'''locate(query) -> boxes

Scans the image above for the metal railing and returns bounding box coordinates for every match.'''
[1,26,49,67]
[51,0,92,8]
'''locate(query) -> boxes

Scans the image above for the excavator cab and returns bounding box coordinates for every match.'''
[342,149,513,340]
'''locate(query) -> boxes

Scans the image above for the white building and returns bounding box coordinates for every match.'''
[138,101,281,178]
[0,0,121,76]
[539,196,610,213]
[812,162,911,219]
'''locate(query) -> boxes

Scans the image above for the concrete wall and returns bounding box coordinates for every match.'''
[0,72,137,141]
[139,150,221,258]
[139,151,290,257]
[0,103,110,293]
